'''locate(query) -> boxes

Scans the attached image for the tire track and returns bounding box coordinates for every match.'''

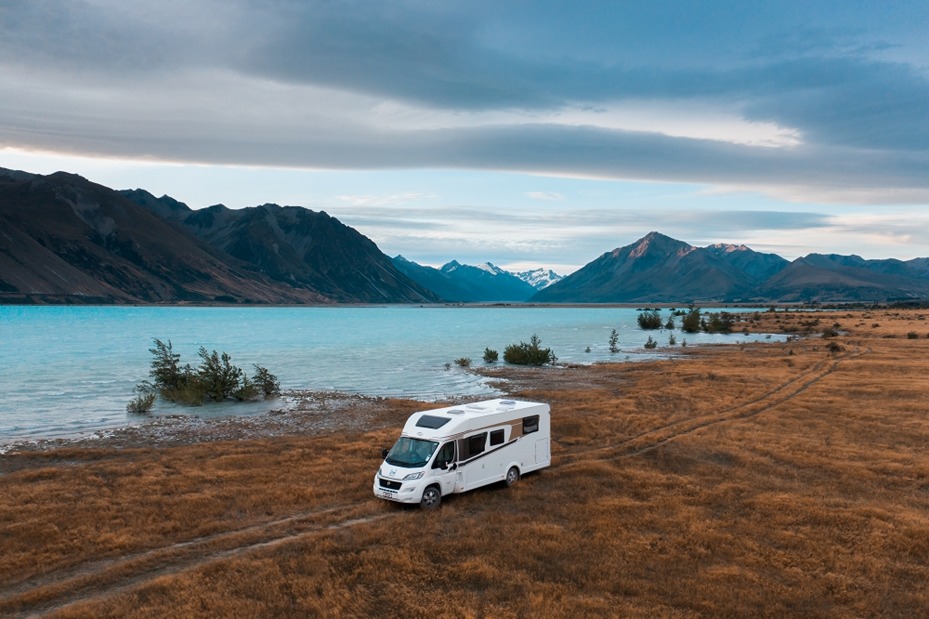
[556,345,867,466]
[0,502,396,618]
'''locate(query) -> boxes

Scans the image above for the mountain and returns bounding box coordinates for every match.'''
[0,168,331,304]
[761,254,929,302]
[515,268,563,290]
[533,232,786,303]
[0,168,435,304]
[122,190,439,304]
[533,232,929,303]
[392,257,537,302]
[5,165,928,305]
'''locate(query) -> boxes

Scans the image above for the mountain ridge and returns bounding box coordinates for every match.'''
[532,232,929,303]
[3,168,929,305]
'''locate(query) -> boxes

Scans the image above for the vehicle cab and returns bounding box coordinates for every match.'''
[374,413,458,508]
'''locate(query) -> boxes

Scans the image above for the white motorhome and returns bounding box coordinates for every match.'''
[374,398,551,508]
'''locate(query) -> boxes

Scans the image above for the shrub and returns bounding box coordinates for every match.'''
[137,338,279,407]
[665,315,675,330]
[126,385,156,414]
[826,341,845,354]
[455,357,472,367]
[252,365,281,397]
[703,311,735,334]
[148,338,193,397]
[668,333,676,346]
[644,336,658,349]
[609,328,619,353]
[822,328,839,338]
[483,348,498,363]
[906,331,919,339]
[233,375,259,401]
[503,334,556,366]
[681,308,702,333]
[637,310,663,330]
[197,347,244,402]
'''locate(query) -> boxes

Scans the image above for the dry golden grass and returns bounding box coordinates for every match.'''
[2,308,929,617]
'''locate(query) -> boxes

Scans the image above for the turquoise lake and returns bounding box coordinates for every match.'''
[0,305,783,444]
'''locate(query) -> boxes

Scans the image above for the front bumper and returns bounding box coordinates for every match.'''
[373,476,426,504]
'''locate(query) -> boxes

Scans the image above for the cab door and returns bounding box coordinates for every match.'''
[431,441,457,494]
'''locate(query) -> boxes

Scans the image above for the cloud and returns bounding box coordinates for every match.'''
[526,191,565,201]
[0,0,927,204]
[336,192,436,207]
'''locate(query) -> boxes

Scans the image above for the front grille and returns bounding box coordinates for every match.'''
[379,478,402,491]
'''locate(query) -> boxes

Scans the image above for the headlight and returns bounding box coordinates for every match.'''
[402,471,424,481]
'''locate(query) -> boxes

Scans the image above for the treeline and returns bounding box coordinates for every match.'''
[637,308,740,334]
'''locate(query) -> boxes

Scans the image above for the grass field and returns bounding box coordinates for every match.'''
[2,308,929,617]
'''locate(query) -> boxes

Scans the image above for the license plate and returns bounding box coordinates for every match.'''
[377,490,395,499]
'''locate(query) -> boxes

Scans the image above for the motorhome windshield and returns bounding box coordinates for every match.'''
[385,437,438,468]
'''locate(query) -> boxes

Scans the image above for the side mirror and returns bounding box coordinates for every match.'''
[381,448,389,459]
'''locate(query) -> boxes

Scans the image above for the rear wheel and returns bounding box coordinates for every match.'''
[420,485,442,509]
[505,466,520,487]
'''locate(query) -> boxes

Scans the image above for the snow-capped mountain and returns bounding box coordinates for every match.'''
[515,268,563,290]
[392,258,538,302]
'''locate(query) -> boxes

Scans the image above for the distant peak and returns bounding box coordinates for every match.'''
[708,242,750,253]
[476,262,503,275]
[626,232,693,259]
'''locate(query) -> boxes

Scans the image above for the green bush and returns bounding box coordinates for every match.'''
[455,357,472,367]
[503,334,556,366]
[609,328,619,353]
[126,385,156,414]
[637,310,663,330]
[135,338,280,409]
[906,331,919,339]
[681,308,702,333]
[644,335,658,349]
[702,311,735,334]
[483,348,499,363]
[197,347,244,402]
[252,365,280,397]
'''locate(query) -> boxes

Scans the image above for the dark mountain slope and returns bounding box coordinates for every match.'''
[761,254,929,302]
[124,191,439,303]
[0,169,326,304]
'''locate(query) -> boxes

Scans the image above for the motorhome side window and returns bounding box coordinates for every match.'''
[432,441,456,469]
[461,433,487,459]
[490,428,505,446]
[523,415,539,434]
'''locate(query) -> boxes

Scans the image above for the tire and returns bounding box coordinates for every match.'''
[505,466,520,487]
[420,485,442,509]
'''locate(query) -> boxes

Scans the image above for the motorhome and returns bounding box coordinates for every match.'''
[374,398,551,508]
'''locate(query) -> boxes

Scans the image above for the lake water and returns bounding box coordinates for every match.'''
[0,305,783,444]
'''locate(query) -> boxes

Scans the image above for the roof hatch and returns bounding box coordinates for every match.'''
[415,414,452,429]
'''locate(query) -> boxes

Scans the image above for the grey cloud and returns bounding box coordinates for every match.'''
[1,0,927,202]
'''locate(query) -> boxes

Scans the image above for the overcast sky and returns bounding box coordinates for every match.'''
[2,1,928,273]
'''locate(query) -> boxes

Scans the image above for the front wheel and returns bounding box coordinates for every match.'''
[505,466,520,487]
[420,485,442,509]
